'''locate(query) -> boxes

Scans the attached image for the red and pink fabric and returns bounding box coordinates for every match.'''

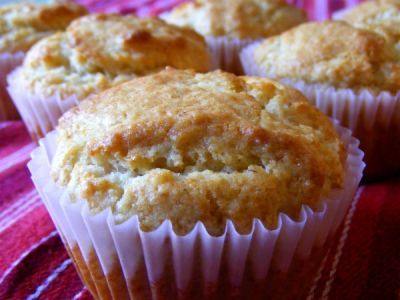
[1,1,399,300]
[75,0,363,19]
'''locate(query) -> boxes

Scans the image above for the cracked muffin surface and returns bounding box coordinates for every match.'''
[163,0,307,39]
[17,14,210,99]
[52,69,345,235]
[252,21,400,93]
[0,1,87,53]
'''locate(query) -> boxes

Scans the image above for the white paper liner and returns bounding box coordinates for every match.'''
[0,52,25,121]
[7,67,79,142]
[28,121,364,298]
[205,36,256,74]
[241,42,400,179]
[331,7,351,20]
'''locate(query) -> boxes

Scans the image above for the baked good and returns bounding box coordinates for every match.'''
[252,21,400,92]
[164,0,307,39]
[30,68,363,299]
[163,0,307,73]
[0,0,87,53]
[52,68,345,235]
[17,14,209,99]
[241,21,400,180]
[0,0,87,121]
[8,14,210,140]
[340,1,400,48]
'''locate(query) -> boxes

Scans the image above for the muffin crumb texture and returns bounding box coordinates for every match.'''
[18,14,210,99]
[0,1,87,53]
[164,0,307,38]
[253,21,400,92]
[52,69,345,236]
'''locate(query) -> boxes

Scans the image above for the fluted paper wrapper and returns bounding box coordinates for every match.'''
[206,36,256,74]
[0,52,24,121]
[7,67,79,142]
[28,123,364,299]
[241,42,400,180]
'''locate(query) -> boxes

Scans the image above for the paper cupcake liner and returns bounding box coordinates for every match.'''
[28,121,364,299]
[331,7,350,20]
[241,42,400,180]
[206,36,256,74]
[0,52,25,121]
[7,67,79,142]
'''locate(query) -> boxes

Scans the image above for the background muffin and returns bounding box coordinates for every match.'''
[0,0,87,53]
[339,0,400,49]
[241,21,400,180]
[8,14,210,141]
[0,0,87,121]
[164,0,306,39]
[30,68,363,299]
[163,0,307,73]
[251,21,400,91]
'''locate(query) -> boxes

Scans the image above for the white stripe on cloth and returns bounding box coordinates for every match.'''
[306,251,330,300]
[0,189,37,222]
[0,143,36,174]
[26,258,72,300]
[72,287,87,300]
[0,194,41,233]
[0,230,58,285]
[321,187,365,300]
[0,122,14,131]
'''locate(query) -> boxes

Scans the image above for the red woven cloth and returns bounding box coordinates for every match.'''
[1,122,399,300]
[2,0,400,299]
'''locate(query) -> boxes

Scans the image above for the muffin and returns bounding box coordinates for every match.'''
[339,0,400,49]
[241,21,400,180]
[162,0,307,74]
[29,69,364,299]
[8,14,210,142]
[0,0,87,120]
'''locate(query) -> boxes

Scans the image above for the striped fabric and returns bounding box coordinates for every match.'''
[2,0,399,299]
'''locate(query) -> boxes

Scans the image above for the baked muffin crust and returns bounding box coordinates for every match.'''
[253,21,400,92]
[341,1,400,48]
[163,0,307,39]
[0,1,87,53]
[17,14,210,99]
[51,69,345,236]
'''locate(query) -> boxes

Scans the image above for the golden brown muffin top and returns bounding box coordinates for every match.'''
[253,21,400,92]
[163,0,307,39]
[0,1,87,53]
[51,68,345,236]
[341,1,400,47]
[18,14,210,99]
